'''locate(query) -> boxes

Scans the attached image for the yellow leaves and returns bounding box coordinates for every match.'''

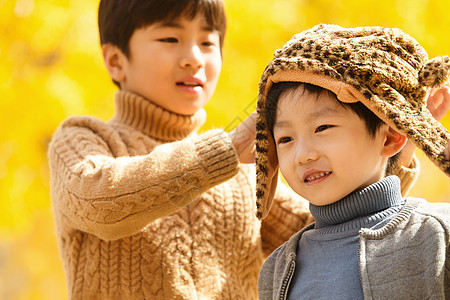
[14,0,34,18]
[47,70,86,115]
[0,0,449,299]
[270,1,299,30]
[0,211,67,300]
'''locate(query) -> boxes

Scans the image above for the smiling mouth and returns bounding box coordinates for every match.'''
[305,171,331,182]
[176,82,203,87]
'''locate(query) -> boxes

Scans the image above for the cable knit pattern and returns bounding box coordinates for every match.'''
[48,90,313,299]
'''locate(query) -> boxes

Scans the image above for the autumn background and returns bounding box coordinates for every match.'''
[1,0,449,299]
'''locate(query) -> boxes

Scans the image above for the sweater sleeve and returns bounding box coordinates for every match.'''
[48,116,239,240]
[394,156,420,197]
[260,181,315,256]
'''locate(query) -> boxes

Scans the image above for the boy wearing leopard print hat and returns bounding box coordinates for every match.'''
[255,24,450,299]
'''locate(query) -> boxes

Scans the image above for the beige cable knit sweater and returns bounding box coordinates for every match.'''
[48,91,416,299]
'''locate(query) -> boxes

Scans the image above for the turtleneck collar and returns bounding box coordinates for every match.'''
[310,176,404,229]
[110,90,207,142]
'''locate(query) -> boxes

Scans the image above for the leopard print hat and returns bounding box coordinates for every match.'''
[255,24,450,220]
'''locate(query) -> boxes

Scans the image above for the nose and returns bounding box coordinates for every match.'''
[180,44,204,71]
[294,140,319,165]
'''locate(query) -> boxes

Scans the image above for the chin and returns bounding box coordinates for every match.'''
[176,107,200,116]
[308,194,342,206]
[177,101,207,116]
[310,200,334,206]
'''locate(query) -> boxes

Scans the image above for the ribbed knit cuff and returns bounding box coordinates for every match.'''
[396,156,420,197]
[194,129,239,187]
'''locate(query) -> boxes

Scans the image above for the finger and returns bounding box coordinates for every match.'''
[441,86,450,104]
[438,86,450,119]
[427,92,441,115]
[428,86,450,121]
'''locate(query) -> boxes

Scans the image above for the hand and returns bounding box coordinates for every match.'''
[427,84,450,121]
[400,84,450,166]
[228,112,256,163]
[428,84,450,160]
[428,85,450,160]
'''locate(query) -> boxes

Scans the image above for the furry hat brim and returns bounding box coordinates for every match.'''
[255,24,450,220]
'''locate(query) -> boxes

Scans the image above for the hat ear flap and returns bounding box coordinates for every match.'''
[418,56,450,88]
[255,112,279,220]
[256,132,279,220]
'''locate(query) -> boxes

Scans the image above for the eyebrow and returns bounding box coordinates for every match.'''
[308,106,341,119]
[154,22,215,32]
[273,120,293,130]
[154,22,182,29]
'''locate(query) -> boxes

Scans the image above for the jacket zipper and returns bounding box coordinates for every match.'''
[279,260,296,300]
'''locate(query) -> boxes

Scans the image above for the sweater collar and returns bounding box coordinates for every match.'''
[310,176,403,228]
[110,90,207,142]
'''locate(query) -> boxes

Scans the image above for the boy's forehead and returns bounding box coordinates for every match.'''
[152,14,216,32]
[276,87,345,120]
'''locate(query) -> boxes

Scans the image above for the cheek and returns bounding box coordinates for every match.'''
[206,56,222,79]
[151,57,171,76]
[278,152,296,179]
[333,139,381,172]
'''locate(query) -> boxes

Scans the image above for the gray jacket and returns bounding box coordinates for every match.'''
[257,198,450,300]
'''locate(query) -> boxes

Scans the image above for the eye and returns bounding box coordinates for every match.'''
[201,41,217,47]
[315,125,332,133]
[277,136,293,144]
[158,37,178,43]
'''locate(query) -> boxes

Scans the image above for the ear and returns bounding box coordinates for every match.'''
[102,43,127,84]
[381,126,407,157]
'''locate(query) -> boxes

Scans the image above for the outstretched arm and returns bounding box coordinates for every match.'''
[49,116,239,240]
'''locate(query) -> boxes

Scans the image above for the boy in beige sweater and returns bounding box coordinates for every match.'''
[47,1,441,299]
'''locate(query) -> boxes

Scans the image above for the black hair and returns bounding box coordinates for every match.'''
[264,82,400,175]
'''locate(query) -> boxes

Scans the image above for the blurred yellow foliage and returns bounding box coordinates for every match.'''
[0,0,449,299]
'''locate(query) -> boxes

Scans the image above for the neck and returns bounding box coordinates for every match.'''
[310,176,403,228]
[111,90,207,142]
